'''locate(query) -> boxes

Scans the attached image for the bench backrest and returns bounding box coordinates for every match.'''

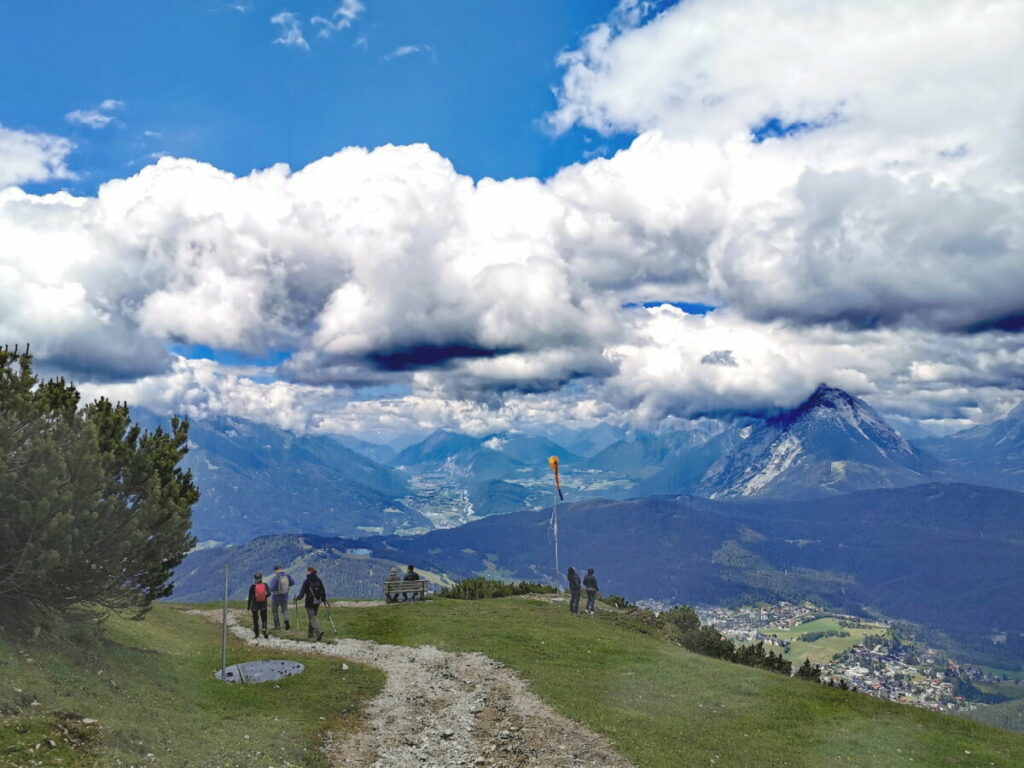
[384,579,427,594]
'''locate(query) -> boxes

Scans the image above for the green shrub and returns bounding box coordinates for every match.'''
[795,658,823,681]
[439,577,556,600]
[662,605,794,674]
[602,594,635,610]
[797,629,850,642]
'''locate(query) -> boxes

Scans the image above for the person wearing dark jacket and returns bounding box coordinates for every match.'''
[567,566,581,615]
[247,572,270,639]
[583,568,599,615]
[402,564,421,601]
[296,566,327,641]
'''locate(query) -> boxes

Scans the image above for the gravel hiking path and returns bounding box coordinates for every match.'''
[203,609,635,768]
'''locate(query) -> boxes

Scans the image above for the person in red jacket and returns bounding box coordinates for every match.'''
[247,572,270,639]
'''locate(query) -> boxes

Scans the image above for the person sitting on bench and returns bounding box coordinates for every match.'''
[384,567,401,603]
[402,564,421,601]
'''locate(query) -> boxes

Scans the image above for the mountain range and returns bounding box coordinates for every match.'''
[391,429,580,480]
[132,408,428,543]
[355,482,1024,664]
[916,402,1024,491]
[144,383,1024,545]
[162,384,1024,669]
[173,481,1024,667]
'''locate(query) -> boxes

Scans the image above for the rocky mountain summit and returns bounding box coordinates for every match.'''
[697,384,943,499]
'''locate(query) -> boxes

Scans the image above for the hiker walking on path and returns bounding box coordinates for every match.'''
[269,565,294,630]
[402,564,421,601]
[247,572,270,639]
[567,566,581,614]
[296,566,327,641]
[384,567,401,603]
[583,568,599,615]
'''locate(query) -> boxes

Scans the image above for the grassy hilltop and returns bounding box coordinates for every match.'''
[0,606,383,768]
[2,598,1023,767]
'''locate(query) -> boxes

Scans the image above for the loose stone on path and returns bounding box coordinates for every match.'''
[215,610,635,768]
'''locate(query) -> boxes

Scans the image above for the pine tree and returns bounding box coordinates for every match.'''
[796,658,822,681]
[0,348,198,627]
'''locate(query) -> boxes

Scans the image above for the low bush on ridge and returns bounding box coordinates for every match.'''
[602,594,635,610]
[440,577,557,600]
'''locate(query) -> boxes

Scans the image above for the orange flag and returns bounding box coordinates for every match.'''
[548,455,564,501]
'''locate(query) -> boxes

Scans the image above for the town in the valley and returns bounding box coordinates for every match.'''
[660,601,1024,715]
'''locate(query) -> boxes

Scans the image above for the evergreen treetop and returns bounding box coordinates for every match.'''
[0,347,199,628]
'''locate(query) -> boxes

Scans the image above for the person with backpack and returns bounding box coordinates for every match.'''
[296,566,327,641]
[269,565,294,630]
[583,568,599,615]
[247,572,270,639]
[567,566,581,615]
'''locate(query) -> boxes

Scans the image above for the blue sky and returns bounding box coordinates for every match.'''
[3,0,632,194]
[1,0,1021,437]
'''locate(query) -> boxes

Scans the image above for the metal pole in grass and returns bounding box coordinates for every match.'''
[551,490,560,586]
[548,456,563,589]
[221,563,228,681]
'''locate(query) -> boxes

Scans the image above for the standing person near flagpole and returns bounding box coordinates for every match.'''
[583,568,599,615]
[269,565,294,631]
[567,566,581,615]
[296,566,327,641]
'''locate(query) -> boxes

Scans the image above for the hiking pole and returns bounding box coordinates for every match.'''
[294,598,302,635]
[324,601,338,636]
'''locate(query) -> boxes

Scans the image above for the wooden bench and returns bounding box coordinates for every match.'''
[384,580,428,602]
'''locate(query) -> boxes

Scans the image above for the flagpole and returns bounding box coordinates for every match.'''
[548,456,562,588]
[551,481,560,587]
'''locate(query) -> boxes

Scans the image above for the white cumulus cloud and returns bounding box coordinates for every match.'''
[3,0,1023,433]
[0,125,75,188]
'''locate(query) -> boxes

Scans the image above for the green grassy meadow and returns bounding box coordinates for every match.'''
[765,616,888,665]
[333,596,1024,768]
[2,596,1024,767]
[0,604,383,768]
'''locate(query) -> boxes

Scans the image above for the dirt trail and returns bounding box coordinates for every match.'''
[215,610,635,768]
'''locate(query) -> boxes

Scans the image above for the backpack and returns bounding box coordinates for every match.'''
[274,574,290,596]
[311,579,325,605]
[253,582,268,602]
